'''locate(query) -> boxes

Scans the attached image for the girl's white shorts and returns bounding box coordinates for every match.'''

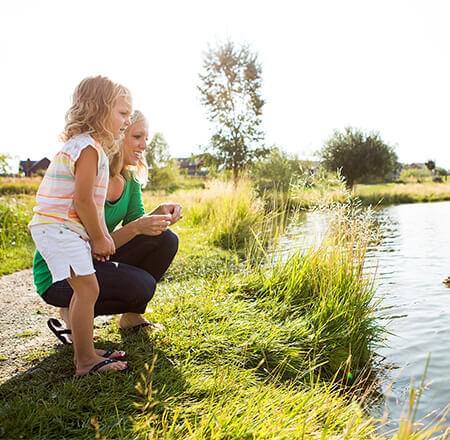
[30,223,95,283]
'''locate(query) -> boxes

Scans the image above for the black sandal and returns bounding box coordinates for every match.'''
[76,358,129,377]
[48,318,126,360]
[102,348,126,360]
[47,318,72,344]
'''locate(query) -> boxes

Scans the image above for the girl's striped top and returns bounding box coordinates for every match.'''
[28,133,109,240]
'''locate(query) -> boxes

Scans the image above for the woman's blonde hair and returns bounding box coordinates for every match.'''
[112,110,149,186]
[61,75,131,159]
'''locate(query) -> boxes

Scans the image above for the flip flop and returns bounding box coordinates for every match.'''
[76,358,129,377]
[101,348,126,360]
[47,318,126,359]
[47,318,72,344]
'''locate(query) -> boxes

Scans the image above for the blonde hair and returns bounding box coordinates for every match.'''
[62,75,131,159]
[117,110,149,186]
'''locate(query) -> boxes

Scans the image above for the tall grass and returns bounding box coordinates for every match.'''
[0,177,41,195]
[0,195,34,274]
[144,179,288,257]
[226,200,382,383]
[354,181,450,205]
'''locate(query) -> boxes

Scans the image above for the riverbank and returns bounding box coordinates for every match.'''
[0,181,438,438]
[355,181,450,205]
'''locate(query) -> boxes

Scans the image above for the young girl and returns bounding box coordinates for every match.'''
[29,76,132,376]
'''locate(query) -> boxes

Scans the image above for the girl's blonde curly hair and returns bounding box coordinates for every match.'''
[61,75,131,159]
[110,110,149,186]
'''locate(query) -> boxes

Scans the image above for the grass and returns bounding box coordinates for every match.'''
[15,329,39,338]
[354,181,450,205]
[0,176,41,195]
[0,180,443,439]
[285,177,450,210]
[0,194,35,275]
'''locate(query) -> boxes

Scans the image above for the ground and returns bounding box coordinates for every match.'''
[0,269,110,384]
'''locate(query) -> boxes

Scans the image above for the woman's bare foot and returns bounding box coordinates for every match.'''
[118,313,164,332]
[75,354,128,377]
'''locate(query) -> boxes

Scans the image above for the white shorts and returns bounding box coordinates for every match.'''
[30,223,95,283]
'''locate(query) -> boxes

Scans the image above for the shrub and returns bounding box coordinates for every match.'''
[147,160,182,192]
[250,148,310,194]
[399,167,431,183]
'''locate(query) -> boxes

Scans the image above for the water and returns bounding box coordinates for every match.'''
[283,202,450,433]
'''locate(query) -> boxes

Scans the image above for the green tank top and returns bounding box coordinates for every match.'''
[33,176,145,295]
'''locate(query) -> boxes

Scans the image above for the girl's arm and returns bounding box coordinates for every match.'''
[74,147,114,257]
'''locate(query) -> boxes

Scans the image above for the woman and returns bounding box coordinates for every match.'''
[34,110,181,344]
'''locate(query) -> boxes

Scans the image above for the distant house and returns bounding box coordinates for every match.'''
[19,157,50,177]
[175,157,208,176]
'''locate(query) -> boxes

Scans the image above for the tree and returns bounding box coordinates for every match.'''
[145,133,180,191]
[320,127,399,188]
[146,133,170,168]
[198,41,266,181]
[425,160,436,175]
[0,153,11,175]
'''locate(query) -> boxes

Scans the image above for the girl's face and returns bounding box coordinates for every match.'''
[123,120,149,166]
[110,96,132,139]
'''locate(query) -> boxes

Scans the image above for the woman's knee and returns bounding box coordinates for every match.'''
[69,274,99,302]
[130,271,156,305]
[161,229,179,256]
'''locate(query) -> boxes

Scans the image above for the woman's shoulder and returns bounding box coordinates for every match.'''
[124,171,142,187]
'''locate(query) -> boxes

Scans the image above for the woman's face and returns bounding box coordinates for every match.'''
[123,120,148,166]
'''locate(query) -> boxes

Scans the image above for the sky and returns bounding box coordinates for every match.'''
[1,0,450,171]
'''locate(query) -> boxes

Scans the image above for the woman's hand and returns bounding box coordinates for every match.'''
[151,203,182,224]
[136,214,173,236]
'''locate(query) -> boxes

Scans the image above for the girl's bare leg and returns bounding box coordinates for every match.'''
[59,307,71,337]
[59,304,124,359]
[67,273,127,376]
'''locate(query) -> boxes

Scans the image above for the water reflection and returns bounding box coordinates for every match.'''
[283,202,450,433]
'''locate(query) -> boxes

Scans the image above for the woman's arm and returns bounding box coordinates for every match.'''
[109,177,172,248]
[110,214,172,248]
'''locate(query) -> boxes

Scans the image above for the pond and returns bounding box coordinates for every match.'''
[282,201,450,434]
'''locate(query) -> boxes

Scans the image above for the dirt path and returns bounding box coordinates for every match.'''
[0,270,57,383]
[0,269,111,384]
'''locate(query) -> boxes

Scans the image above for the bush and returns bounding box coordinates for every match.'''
[399,167,431,183]
[147,160,182,192]
[250,148,311,194]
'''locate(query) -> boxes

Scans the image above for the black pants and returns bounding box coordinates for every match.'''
[42,230,179,316]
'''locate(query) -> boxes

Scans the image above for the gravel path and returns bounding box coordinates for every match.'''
[0,269,111,384]
[0,270,56,384]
